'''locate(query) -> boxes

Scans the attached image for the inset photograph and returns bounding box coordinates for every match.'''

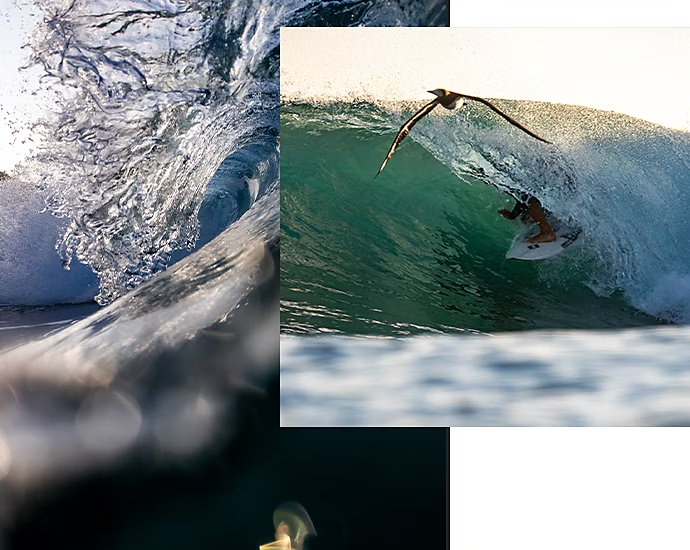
[280,27,690,426]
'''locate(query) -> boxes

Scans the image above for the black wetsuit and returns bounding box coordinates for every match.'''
[502,199,528,220]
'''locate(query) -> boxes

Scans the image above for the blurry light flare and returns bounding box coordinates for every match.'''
[75,390,142,455]
[259,532,291,550]
[243,311,280,369]
[0,434,11,480]
[260,502,316,550]
[152,389,221,456]
[0,384,20,423]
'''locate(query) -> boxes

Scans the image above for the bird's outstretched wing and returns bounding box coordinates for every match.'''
[460,93,551,144]
[375,97,441,178]
[376,91,551,177]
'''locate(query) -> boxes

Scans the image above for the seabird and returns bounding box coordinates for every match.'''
[376,88,551,177]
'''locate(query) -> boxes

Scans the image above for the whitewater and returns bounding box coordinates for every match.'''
[280,97,690,426]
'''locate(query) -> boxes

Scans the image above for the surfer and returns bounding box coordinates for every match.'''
[497,196,556,243]
[376,88,556,243]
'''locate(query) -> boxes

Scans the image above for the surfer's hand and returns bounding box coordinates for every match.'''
[497,208,512,219]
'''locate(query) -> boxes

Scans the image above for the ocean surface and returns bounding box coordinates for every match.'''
[280,99,690,426]
[0,0,446,541]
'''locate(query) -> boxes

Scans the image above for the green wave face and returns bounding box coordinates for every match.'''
[280,103,664,335]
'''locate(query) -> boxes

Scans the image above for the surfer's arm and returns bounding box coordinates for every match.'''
[498,201,526,220]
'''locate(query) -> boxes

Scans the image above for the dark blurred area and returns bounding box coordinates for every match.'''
[0,240,446,548]
[5,374,446,549]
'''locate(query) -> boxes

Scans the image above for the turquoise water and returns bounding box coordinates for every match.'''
[280,102,668,335]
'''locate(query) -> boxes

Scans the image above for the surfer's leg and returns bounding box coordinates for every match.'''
[525,198,556,243]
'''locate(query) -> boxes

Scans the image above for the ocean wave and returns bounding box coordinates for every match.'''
[281,99,690,327]
[7,0,444,306]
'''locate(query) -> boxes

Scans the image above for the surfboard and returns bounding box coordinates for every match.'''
[506,224,582,261]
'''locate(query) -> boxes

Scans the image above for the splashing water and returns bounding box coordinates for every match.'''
[10,0,444,305]
[0,0,447,523]
[19,0,280,303]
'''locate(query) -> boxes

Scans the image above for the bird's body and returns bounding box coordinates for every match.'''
[435,90,463,110]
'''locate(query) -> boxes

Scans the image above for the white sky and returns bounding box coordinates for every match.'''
[0,0,43,174]
[281,26,690,132]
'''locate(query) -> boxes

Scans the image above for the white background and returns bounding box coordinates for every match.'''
[449,0,690,26]
[448,3,690,547]
[450,428,690,550]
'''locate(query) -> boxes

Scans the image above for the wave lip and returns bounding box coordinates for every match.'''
[21,0,286,304]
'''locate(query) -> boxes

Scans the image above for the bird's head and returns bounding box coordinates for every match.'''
[427,88,448,98]
[428,88,463,110]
